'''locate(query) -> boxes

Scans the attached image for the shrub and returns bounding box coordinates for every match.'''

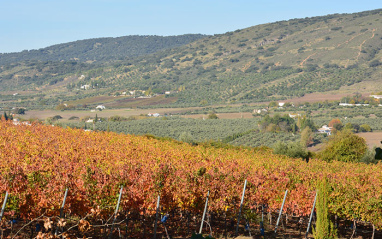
[313,179,338,239]
[273,141,308,159]
[318,130,367,163]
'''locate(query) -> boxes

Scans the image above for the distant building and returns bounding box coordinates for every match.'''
[96,105,106,110]
[254,109,268,114]
[370,95,382,99]
[339,103,369,106]
[288,113,300,119]
[148,113,160,117]
[318,125,333,135]
[80,85,90,90]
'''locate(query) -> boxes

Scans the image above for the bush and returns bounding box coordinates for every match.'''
[359,124,372,132]
[313,179,338,239]
[52,115,63,121]
[318,130,367,163]
[369,60,381,67]
[207,113,219,119]
[273,141,308,159]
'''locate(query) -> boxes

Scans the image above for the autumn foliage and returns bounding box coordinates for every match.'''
[0,120,382,227]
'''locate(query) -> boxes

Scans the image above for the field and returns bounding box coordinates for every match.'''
[1,120,382,238]
[357,132,382,148]
[18,102,382,150]
[22,107,203,121]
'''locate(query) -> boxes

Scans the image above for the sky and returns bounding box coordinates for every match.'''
[0,0,381,53]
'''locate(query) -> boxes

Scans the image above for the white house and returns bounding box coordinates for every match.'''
[80,85,90,90]
[148,113,160,117]
[317,125,333,135]
[96,105,106,110]
[278,102,285,107]
[288,113,300,119]
[254,108,268,114]
[370,95,382,99]
[339,103,369,106]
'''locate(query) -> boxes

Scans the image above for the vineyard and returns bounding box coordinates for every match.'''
[0,120,382,238]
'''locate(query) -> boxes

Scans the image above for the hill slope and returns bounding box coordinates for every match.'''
[1,9,382,109]
[0,34,207,64]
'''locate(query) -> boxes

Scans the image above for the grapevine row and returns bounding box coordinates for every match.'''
[0,120,381,228]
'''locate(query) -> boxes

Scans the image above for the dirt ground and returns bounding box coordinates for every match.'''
[357,132,382,148]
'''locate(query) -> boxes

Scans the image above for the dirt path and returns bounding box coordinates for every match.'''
[356,28,376,61]
[299,52,317,67]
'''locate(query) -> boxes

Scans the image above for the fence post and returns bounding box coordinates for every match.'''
[199,190,210,234]
[260,204,265,236]
[235,179,247,236]
[55,188,69,235]
[275,190,288,234]
[306,191,318,239]
[60,188,68,218]
[0,192,9,222]
[108,186,123,239]
[153,195,160,239]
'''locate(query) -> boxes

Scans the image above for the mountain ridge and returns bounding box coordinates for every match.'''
[1,8,382,109]
[0,34,208,64]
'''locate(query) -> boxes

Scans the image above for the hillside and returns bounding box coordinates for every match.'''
[1,9,382,109]
[0,34,207,64]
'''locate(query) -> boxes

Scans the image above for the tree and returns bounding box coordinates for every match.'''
[301,126,314,147]
[268,101,278,107]
[328,118,342,131]
[318,130,367,163]
[52,115,63,121]
[313,179,337,239]
[207,113,218,119]
[298,115,316,131]
[3,112,8,121]
[179,131,195,144]
[13,108,26,115]
[359,124,372,132]
[56,104,67,111]
[273,141,308,159]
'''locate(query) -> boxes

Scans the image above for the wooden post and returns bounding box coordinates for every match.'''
[0,192,9,222]
[108,186,123,239]
[235,179,247,236]
[199,191,210,234]
[305,191,318,239]
[275,190,288,234]
[153,195,160,239]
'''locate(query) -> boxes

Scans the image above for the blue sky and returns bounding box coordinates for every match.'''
[0,0,381,53]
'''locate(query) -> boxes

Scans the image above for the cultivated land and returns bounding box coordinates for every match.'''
[1,9,382,110]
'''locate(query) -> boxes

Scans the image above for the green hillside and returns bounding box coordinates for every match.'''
[1,9,382,109]
[0,34,207,64]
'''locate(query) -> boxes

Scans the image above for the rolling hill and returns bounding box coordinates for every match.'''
[0,34,207,64]
[1,9,382,109]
